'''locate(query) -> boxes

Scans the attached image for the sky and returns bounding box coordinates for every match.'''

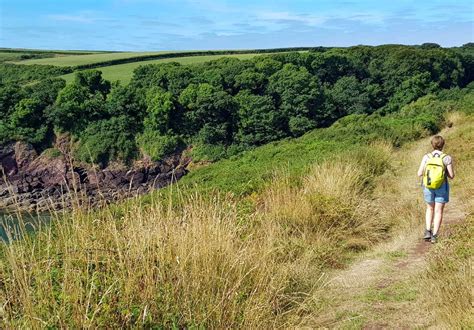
[0,0,473,51]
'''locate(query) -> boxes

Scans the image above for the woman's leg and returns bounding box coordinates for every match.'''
[425,203,435,231]
[433,202,445,235]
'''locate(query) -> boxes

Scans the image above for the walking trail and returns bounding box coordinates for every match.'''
[299,122,468,328]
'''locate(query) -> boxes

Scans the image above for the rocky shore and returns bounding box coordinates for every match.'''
[0,139,191,212]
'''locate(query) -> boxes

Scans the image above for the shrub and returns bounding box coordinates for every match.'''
[41,148,62,159]
[190,143,227,162]
[76,116,138,166]
[136,130,181,161]
[288,116,316,136]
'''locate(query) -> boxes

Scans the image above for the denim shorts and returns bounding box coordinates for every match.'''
[423,181,449,204]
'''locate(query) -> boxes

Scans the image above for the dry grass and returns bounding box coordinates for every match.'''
[289,131,434,327]
[1,195,287,328]
[419,113,474,328]
[0,143,396,328]
[286,112,473,328]
[2,113,471,328]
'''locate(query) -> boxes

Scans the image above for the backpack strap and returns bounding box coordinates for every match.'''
[431,152,447,159]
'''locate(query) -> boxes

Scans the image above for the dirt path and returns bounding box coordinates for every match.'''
[299,124,468,328]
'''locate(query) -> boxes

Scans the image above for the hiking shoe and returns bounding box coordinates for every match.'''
[430,234,438,244]
[423,229,432,241]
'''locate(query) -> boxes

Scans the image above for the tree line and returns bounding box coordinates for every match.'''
[1,44,473,167]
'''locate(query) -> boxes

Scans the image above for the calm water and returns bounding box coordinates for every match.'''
[0,210,50,242]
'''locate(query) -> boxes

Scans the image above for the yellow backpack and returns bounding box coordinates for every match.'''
[423,153,447,189]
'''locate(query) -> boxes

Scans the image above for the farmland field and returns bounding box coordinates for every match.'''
[58,53,283,83]
[11,51,176,67]
[0,52,31,62]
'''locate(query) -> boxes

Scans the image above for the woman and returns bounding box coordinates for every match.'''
[417,135,455,243]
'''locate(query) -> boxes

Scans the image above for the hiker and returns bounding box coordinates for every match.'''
[417,135,454,243]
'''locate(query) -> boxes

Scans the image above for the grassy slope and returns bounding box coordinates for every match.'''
[11,51,174,66]
[58,53,278,84]
[0,91,471,327]
[0,48,110,54]
[420,112,474,328]
[0,52,31,62]
[153,93,449,201]
[294,111,473,328]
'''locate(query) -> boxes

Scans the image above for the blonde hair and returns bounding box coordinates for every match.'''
[431,135,445,151]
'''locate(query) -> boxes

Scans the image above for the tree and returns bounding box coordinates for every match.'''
[106,82,145,124]
[50,71,111,133]
[253,56,282,76]
[143,87,178,134]
[267,64,322,136]
[194,68,224,88]
[76,116,137,167]
[323,76,371,125]
[234,69,266,93]
[9,98,49,145]
[0,84,24,118]
[50,83,107,133]
[179,83,237,142]
[199,57,251,93]
[166,65,194,96]
[385,72,439,113]
[420,43,441,49]
[130,63,194,96]
[136,130,181,161]
[24,78,66,105]
[235,91,283,146]
[75,69,111,95]
[311,53,357,84]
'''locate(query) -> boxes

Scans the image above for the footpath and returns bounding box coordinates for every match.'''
[300,116,470,328]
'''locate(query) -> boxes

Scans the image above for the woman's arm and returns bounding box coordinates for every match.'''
[446,163,455,179]
[417,158,426,177]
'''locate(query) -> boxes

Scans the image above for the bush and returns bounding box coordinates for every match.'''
[76,116,138,166]
[41,148,62,159]
[288,116,316,136]
[136,130,181,161]
[190,143,227,162]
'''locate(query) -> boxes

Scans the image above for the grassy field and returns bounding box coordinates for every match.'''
[10,51,175,67]
[0,48,109,54]
[0,52,31,62]
[58,53,280,84]
[10,48,309,84]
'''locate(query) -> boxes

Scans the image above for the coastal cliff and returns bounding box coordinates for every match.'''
[0,138,190,211]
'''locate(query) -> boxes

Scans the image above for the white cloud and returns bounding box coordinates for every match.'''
[256,10,387,28]
[47,14,95,23]
[257,11,327,26]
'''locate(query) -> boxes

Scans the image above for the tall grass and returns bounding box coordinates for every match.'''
[2,91,471,327]
[0,144,394,328]
[419,112,474,328]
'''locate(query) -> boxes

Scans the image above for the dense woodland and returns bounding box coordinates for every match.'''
[1,44,473,167]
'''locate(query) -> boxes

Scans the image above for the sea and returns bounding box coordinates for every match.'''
[0,210,50,242]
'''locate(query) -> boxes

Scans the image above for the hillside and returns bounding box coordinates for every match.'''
[0,49,110,65]
[9,51,173,67]
[1,45,473,211]
[1,90,472,327]
[6,47,314,84]
[1,43,473,327]
[57,53,288,84]
[300,111,473,328]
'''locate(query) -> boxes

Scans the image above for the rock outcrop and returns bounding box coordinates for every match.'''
[0,141,191,212]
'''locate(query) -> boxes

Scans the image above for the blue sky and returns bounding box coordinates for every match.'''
[1,0,473,51]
